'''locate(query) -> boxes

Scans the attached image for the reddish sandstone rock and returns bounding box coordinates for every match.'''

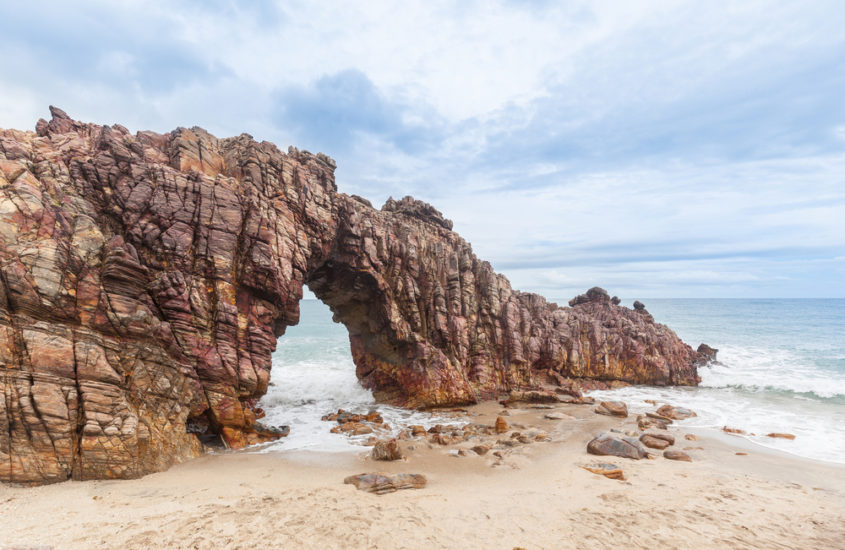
[410,425,427,437]
[664,450,692,462]
[723,426,746,435]
[640,435,670,450]
[0,108,702,484]
[581,463,625,480]
[594,401,628,418]
[656,405,697,420]
[371,439,403,461]
[494,416,510,434]
[640,431,675,450]
[638,415,669,431]
[766,433,796,440]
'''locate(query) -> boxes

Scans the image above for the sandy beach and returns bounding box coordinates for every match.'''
[2,400,843,550]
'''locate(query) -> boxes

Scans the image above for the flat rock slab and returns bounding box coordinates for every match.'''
[587,432,648,459]
[581,463,625,480]
[344,473,427,494]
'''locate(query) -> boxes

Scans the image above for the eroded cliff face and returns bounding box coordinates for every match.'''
[0,108,701,484]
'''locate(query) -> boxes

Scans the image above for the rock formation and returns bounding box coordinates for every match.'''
[1,108,705,484]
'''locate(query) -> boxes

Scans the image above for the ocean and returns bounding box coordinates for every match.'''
[259,298,845,464]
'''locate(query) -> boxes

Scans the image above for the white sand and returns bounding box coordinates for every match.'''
[2,401,843,549]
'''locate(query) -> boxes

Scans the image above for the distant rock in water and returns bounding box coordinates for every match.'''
[0,108,701,484]
[694,343,719,366]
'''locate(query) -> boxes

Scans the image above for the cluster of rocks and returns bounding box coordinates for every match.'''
[322,409,390,437]
[583,401,700,479]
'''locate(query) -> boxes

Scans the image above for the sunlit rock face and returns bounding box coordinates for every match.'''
[0,108,699,484]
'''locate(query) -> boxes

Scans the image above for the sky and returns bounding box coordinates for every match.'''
[1,1,843,299]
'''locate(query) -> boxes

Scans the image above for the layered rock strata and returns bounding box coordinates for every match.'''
[0,108,704,484]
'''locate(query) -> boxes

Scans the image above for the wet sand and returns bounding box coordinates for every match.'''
[2,400,844,549]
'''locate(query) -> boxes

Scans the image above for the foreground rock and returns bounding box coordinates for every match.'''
[581,463,625,480]
[587,433,649,459]
[0,108,702,484]
[343,473,426,494]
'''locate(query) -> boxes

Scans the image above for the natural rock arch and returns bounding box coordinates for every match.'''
[0,108,701,485]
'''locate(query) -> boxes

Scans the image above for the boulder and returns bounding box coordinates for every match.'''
[587,433,649,460]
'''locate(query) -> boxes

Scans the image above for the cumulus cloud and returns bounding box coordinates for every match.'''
[1,0,843,297]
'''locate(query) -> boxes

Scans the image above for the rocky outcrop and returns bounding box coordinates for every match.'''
[1,108,702,484]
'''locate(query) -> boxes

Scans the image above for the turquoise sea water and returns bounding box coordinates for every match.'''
[260,298,845,463]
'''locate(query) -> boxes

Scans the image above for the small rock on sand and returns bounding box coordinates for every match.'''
[723,426,746,435]
[766,433,796,440]
[684,433,698,441]
[344,473,426,494]
[472,444,492,455]
[371,439,403,461]
[581,463,625,480]
[656,405,697,420]
[495,416,510,434]
[664,450,692,462]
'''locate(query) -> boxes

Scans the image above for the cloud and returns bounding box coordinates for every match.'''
[273,69,443,155]
[0,0,843,297]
